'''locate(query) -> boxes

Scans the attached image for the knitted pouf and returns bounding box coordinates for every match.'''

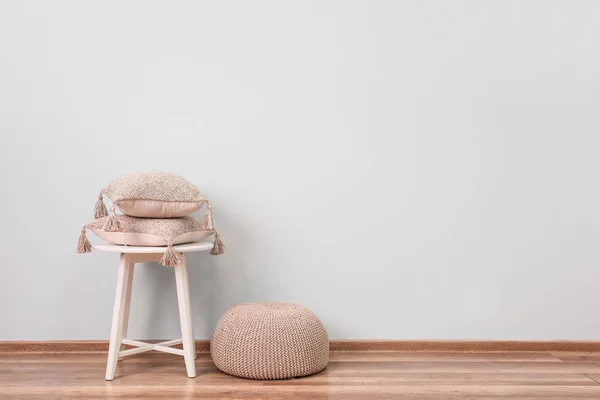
[211,302,329,380]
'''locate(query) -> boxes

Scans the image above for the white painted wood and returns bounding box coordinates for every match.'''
[119,259,135,355]
[97,243,211,378]
[181,259,197,359]
[119,338,186,358]
[153,345,185,356]
[118,345,154,358]
[121,339,150,348]
[174,256,196,378]
[105,254,133,381]
[157,338,183,347]
[93,242,213,254]
[123,253,162,263]
[121,338,183,348]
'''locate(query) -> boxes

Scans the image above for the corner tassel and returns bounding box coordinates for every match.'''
[210,232,225,255]
[94,192,108,219]
[160,242,184,267]
[102,205,122,232]
[77,227,92,253]
[202,202,215,231]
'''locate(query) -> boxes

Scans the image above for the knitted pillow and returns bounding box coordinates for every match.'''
[95,172,208,218]
[77,215,224,266]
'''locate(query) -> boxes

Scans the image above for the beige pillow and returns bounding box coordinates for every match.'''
[96,172,207,218]
[87,215,211,246]
[77,215,224,266]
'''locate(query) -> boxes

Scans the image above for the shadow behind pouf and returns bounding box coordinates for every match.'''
[211,303,329,379]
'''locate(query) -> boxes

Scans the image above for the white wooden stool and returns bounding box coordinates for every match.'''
[93,242,213,380]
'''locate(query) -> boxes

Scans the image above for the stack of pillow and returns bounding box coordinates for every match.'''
[77,172,225,266]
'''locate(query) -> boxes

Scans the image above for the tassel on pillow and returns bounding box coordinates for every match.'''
[102,205,122,232]
[210,232,225,255]
[202,201,215,231]
[160,242,184,267]
[77,227,92,253]
[94,192,108,219]
[200,201,225,255]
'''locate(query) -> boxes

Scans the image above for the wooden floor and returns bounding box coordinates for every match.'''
[3,351,600,399]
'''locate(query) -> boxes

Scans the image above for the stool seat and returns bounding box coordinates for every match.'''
[93,242,213,254]
[211,302,329,380]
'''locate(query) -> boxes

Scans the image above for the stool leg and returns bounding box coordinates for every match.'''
[119,262,135,356]
[105,254,134,381]
[181,261,197,359]
[175,256,196,378]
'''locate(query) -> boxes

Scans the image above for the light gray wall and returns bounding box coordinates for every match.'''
[1,0,599,340]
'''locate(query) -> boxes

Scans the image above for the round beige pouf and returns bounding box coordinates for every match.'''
[211,302,329,380]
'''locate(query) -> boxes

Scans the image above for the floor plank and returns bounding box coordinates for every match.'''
[552,352,600,362]
[5,360,599,375]
[0,352,214,364]
[323,361,600,374]
[0,351,567,363]
[330,351,563,362]
[583,373,600,385]
[3,385,600,399]
[0,371,595,387]
[1,352,600,399]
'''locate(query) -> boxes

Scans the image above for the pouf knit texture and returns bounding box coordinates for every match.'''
[211,303,329,380]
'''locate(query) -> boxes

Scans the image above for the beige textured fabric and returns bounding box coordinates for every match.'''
[211,303,329,380]
[103,172,207,217]
[86,215,213,246]
[90,229,212,247]
[110,199,202,218]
